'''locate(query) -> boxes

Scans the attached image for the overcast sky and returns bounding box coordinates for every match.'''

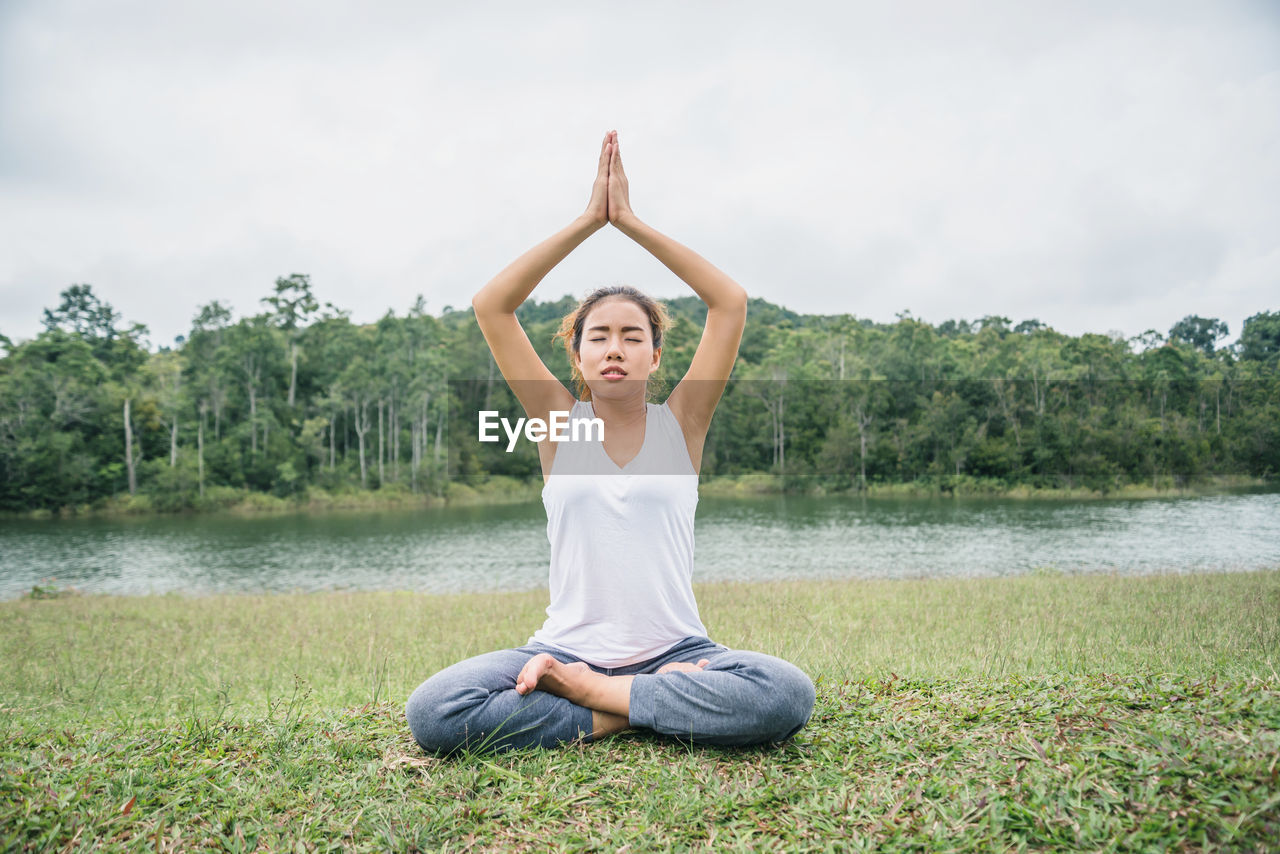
[2,1,1277,351]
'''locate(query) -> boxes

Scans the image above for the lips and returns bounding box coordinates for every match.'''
[601,367,627,378]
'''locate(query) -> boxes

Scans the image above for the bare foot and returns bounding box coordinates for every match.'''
[656,658,710,675]
[514,653,634,718]
[515,653,590,698]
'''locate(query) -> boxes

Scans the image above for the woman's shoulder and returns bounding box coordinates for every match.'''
[654,397,693,443]
[655,396,690,430]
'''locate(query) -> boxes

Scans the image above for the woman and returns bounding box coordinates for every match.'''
[405,131,814,753]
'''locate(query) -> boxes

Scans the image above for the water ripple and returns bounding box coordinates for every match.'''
[1,492,1277,599]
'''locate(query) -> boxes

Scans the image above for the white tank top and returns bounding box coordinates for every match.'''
[530,399,707,667]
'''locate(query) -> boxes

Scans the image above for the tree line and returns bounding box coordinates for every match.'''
[1,278,1277,513]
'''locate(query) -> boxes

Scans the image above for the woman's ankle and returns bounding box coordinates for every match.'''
[580,671,635,718]
[590,710,630,739]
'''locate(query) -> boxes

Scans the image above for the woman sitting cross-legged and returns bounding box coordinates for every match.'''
[405,131,815,754]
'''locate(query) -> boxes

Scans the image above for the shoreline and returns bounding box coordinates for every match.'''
[699,473,1273,501]
[10,565,1279,604]
[4,474,1271,521]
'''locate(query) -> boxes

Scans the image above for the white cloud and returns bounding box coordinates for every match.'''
[2,0,1277,349]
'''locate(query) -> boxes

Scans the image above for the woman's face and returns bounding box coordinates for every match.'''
[574,297,660,399]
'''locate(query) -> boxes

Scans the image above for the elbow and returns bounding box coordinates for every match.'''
[471,291,498,318]
[473,283,518,318]
[719,287,748,316]
[722,283,748,311]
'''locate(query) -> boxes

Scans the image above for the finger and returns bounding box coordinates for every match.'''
[697,659,710,669]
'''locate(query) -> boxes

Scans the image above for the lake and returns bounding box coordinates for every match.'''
[2,491,1278,600]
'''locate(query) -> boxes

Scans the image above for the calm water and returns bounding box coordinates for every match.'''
[2,492,1278,599]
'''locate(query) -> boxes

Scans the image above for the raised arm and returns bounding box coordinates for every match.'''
[470,134,614,421]
[605,132,748,437]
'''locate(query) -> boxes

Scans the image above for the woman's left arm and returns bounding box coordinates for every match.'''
[607,133,748,435]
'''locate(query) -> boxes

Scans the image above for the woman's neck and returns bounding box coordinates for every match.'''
[588,394,647,427]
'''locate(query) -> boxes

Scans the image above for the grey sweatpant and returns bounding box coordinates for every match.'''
[405,636,815,755]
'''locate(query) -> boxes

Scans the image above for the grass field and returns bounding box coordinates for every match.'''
[2,570,1278,851]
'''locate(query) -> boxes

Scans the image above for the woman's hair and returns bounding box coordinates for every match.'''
[552,285,672,401]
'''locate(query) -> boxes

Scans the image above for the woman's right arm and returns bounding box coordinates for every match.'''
[471,133,613,420]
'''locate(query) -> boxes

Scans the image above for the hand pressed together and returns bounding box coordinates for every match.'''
[582,130,636,230]
[583,132,611,227]
[606,130,635,227]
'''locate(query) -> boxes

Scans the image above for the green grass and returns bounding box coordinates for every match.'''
[2,571,1278,851]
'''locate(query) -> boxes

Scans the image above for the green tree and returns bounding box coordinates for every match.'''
[1238,310,1280,364]
[262,274,319,408]
[41,284,121,358]
[1169,315,1229,355]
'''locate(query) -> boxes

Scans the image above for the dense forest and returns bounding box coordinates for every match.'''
[1,277,1278,514]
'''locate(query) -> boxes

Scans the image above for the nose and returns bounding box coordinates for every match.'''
[605,335,624,360]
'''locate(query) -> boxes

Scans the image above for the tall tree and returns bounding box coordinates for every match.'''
[146,351,185,467]
[1238,310,1280,364]
[188,301,233,440]
[262,274,319,408]
[222,317,284,458]
[1169,315,1229,356]
[41,284,121,354]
